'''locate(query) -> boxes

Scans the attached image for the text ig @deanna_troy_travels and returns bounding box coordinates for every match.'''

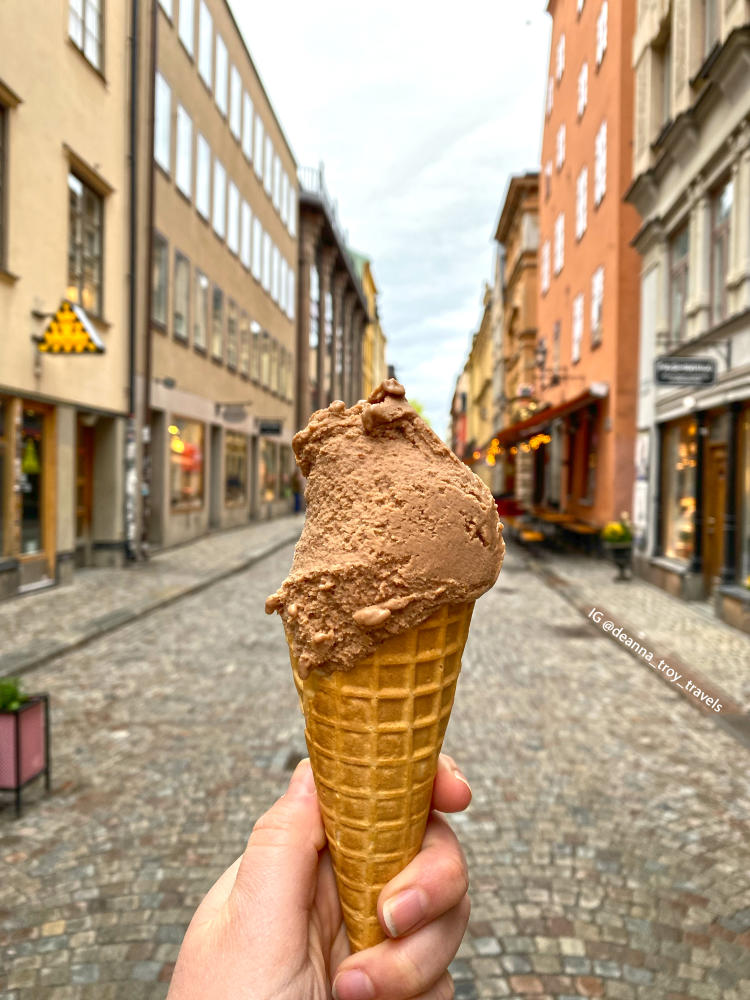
[588,607,723,713]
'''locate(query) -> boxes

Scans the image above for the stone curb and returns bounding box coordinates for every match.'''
[523,548,750,751]
[1,529,300,680]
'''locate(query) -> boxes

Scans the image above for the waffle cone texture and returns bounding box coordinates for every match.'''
[290,600,474,953]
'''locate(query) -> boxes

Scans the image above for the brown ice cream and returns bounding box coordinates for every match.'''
[265,378,504,677]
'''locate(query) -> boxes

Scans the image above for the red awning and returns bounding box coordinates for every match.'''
[485,385,609,450]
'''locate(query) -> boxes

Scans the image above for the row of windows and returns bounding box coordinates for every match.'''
[152,234,294,401]
[543,266,605,383]
[547,1,608,117]
[154,72,295,321]
[157,0,296,237]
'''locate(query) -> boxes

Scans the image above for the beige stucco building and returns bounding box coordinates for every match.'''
[0,0,132,597]
[351,252,388,399]
[627,0,750,630]
[464,287,495,490]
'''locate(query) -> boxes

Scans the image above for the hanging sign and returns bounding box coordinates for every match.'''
[35,299,105,354]
[654,357,716,386]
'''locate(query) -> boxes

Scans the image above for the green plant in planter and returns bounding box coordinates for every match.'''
[601,520,633,545]
[0,678,29,712]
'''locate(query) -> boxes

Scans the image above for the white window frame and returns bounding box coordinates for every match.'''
[254,117,264,180]
[272,244,280,302]
[215,34,228,116]
[541,241,551,294]
[178,0,194,55]
[572,293,584,363]
[591,267,604,343]
[578,0,585,13]
[578,62,588,117]
[287,268,295,320]
[213,158,226,239]
[262,231,271,291]
[154,71,171,174]
[288,186,297,237]
[198,1,212,89]
[596,1,608,66]
[240,200,252,269]
[242,92,253,161]
[281,172,289,225]
[175,105,193,198]
[576,167,588,240]
[546,76,554,117]
[230,66,242,140]
[252,219,262,280]
[196,133,210,219]
[556,34,566,81]
[280,258,288,313]
[554,213,565,275]
[158,0,172,17]
[594,120,607,206]
[273,154,281,211]
[264,135,273,195]
[556,123,566,170]
[227,180,240,254]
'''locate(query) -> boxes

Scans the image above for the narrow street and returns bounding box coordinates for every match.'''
[1,541,749,999]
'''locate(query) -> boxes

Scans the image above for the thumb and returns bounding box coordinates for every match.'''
[230,759,326,942]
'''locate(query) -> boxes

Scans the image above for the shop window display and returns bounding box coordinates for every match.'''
[662,419,697,561]
[224,432,247,504]
[260,440,278,503]
[169,419,204,508]
[20,409,44,555]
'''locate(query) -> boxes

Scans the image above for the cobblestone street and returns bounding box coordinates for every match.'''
[2,539,750,999]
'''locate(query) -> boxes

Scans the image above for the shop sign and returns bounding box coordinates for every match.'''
[35,299,105,354]
[222,405,248,424]
[654,357,716,386]
[258,420,282,436]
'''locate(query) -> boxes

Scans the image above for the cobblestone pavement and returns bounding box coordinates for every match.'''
[2,540,750,998]
[525,547,750,714]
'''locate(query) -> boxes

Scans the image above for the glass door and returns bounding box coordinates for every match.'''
[20,408,44,556]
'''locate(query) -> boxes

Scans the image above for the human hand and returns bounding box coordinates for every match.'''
[167,753,472,1000]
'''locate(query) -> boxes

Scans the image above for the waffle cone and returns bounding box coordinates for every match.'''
[289,600,474,953]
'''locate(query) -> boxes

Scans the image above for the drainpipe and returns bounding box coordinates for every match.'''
[124,0,141,561]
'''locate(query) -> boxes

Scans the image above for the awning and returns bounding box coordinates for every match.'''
[483,384,609,450]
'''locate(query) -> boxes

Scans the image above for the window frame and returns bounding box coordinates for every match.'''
[67,170,104,319]
[175,104,193,199]
[710,177,733,327]
[151,231,168,329]
[173,249,190,343]
[211,284,224,361]
[669,225,689,344]
[154,71,172,175]
[193,268,209,352]
[68,0,104,74]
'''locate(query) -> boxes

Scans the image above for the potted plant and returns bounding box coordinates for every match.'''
[601,515,633,581]
[0,678,50,817]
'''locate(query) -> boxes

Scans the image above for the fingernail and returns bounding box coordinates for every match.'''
[382,887,426,937]
[332,969,375,1000]
[287,758,316,797]
[453,768,471,794]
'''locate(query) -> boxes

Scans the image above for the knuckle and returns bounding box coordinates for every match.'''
[442,851,470,898]
[392,941,429,994]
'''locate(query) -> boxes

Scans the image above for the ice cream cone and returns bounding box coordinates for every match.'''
[289,600,475,953]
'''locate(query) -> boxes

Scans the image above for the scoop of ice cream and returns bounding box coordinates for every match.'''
[265,379,505,677]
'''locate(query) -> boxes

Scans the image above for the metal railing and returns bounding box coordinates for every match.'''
[298,163,351,260]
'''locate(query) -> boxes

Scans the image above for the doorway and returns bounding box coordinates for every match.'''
[703,442,727,591]
[19,402,54,589]
[75,418,95,566]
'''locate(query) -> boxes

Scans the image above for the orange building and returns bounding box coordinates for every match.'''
[519,0,642,527]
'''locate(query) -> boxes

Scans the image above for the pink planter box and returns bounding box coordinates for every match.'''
[0,694,50,816]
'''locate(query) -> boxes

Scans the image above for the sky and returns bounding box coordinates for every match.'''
[232,1,552,436]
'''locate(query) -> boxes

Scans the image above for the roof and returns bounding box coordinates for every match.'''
[494,172,540,244]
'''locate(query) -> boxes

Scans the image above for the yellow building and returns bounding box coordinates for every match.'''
[464,286,494,489]
[351,252,387,398]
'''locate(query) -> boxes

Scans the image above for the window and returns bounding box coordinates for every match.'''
[553,213,565,275]
[578,0,585,13]
[272,244,280,303]
[211,285,224,360]
[594,120,607,205]
[215,35,228,115]
[281,172,289,225]
[578,62,588,117]
[212,158,226,238]
[178,0,194,55]
[591,266,604,346]
[280,257,288,313]
[546,77,554,117]
[169,419,204,508]
[69,0,102,71]
[174,252,190,341]
[541,240,551,294]
[572,293,584,363]
[194,270,209,350]
[273,154,281,211]
[556,123,566,170]
[152,233,168,326]
[261,440,277,502]
[196,134,210,219]
[252,219,262,280]
[658,30,672,127]
[270,339,279,393]
[288,187,297,237]
[68,173,103,316]
[576,167,588,240]
[662,418,698,561]
[227,180,240,254]
[239,312,250,376]
[742,409,750,581]
[154,72,171,173]
[227,299,238,369]
[544,161,552,201]
[250,319,261,380]
[670,226,689,343]
[260,331,270,386]
[175,105,192,198]
[711,178,733,326]
[240,200,252,269]
[264,136,273,195]
[262,231,271,291]
[596,1,608,65]
[703,0,720,58]
[225,432,247,504]
[287,268,295,320]
[0,106,6,268]
[254,116,264,179]
[230,66,242,139]
[553,321,561,376]
[198,1,213,88]
[556,34,566,81]
[158,0,172,16]
[242,92,253,160]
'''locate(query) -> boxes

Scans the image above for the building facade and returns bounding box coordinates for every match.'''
[627,1,750,630]
[511,0,642,527]
[450,371,470,462]
[296,165,369,429]
[0,0,132,597]
[351,252,388,399]
[142,0,299,550]
[465,287,495,490]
